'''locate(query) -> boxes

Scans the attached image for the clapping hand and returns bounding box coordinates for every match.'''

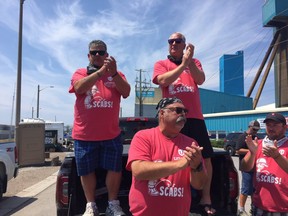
[184,142,203,169]
[182,43,194,67]
[245,135,258,154]
[103,56,117,76]
[262,140,280,159]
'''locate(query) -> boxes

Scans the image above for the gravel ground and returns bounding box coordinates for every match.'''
[3,152,67,200]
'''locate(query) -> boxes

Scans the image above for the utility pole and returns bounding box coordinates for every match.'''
[15,0,25,153]
[135,69,151,116]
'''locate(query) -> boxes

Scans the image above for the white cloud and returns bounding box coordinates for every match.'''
[0,0,278,125]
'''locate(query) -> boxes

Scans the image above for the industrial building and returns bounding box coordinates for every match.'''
[135,0,288,136]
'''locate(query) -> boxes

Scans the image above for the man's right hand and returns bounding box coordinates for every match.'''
[182,43,194,67]
[245,135,258,154]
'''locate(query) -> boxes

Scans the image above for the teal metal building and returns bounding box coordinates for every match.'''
[204,107,288,136]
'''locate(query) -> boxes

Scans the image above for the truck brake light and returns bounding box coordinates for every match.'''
[56,175,69,205]
[229,170,239,198]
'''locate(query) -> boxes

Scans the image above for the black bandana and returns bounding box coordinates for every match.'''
[167,55,182,65]
[87,63,100,75]
[156,97,183,111]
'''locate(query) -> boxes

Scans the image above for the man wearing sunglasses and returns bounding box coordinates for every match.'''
[126,97,207,216]
[69,40,130,216]
[153,32,215,215]
[236,120,260,216]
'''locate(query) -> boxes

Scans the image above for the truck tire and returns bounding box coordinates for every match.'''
[226,146,235,156]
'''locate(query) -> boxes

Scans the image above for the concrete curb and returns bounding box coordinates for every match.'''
[0,171,58,216]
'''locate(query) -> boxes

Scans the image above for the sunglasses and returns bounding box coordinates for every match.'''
[89,50,106,56]
[163,107,189,114]
[168,38,184,45]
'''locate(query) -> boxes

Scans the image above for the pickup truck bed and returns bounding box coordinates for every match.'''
[56,147,238,216]
[56,117,239,215]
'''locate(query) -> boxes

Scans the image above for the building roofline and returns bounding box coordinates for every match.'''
[204,107,288,118]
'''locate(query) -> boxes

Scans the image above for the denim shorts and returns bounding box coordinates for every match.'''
[241,171,254,196]
[74,134,123,176]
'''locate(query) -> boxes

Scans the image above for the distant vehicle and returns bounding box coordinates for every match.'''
[44,142,63,152]
[208,130,226,140]
[56,117,239,216]
[224,132,266,156]
[63,135,74,147]
[45,121,64,145]
[0,142,18,200]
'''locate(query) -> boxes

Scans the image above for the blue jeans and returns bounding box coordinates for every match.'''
[241,171,254,196]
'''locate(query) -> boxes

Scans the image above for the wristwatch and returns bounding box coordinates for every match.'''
[192,162,203,172]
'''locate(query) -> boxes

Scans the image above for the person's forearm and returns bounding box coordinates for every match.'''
[236,148,249,155]
[156,64,186,87]
[188,61,205,85]
[74,69,104,94]
[190,168,207,190]
[131,160,187,180]
[112,74,131,98]
[240,151,255,172]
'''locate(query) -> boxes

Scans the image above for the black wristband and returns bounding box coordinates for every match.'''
[192,162,203,172]
[112,72,118,78]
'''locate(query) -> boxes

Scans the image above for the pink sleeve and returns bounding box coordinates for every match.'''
[152,60,167,85]
[118,71,128,81]
[126,130,152,171]
[69,68,86,93]
[193,58,203,71]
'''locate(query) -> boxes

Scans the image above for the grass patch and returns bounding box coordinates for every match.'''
[210,139,224,148]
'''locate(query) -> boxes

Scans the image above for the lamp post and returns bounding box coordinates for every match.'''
[36,85,54,118]
[15,0,25,154]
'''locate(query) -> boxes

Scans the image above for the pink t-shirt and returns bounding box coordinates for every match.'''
[126,127,197,216]
[153,58,204,119]
[69,68,126,141]
[253,139,288,212]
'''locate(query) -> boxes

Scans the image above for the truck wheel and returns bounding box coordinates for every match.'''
[226,146,235,156]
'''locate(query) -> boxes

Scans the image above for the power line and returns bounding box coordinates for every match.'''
[135,69,151,116]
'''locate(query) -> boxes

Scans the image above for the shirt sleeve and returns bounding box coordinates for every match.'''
[126,129,153,171]
[69,68,86,93]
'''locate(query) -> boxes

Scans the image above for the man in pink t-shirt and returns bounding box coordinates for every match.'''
[69,40,130,216]
[126,97,207,216]
[241,112,288,215]
[152,32,215,215]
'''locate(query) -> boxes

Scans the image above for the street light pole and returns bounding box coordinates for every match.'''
[36,84,54,118]
[15,0,25,155]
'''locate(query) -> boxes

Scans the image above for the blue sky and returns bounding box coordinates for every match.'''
[0,0,275,126]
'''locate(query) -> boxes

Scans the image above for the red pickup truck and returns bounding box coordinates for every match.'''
[56,117,239,215]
